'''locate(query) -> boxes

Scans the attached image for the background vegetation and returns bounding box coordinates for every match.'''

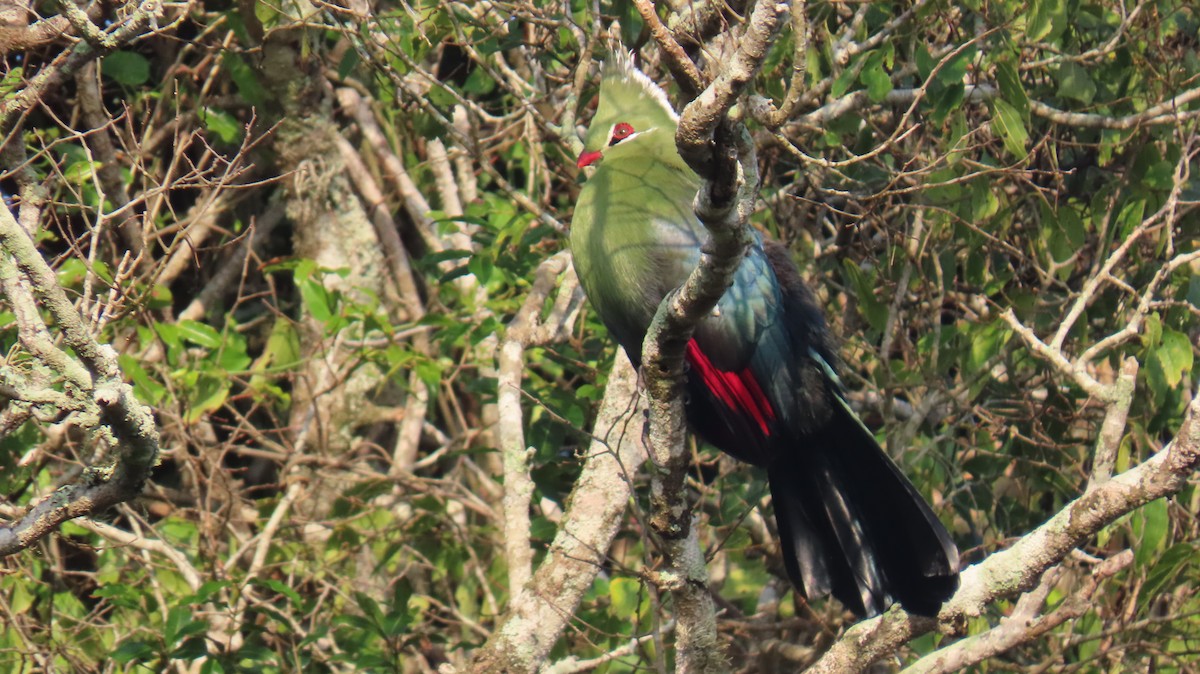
[0,0,1198,671]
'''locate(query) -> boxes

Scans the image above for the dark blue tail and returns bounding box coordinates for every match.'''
[769,403,960,617]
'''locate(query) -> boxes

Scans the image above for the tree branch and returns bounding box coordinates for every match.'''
[471,352,647,673]
[901,551,1135,674]
[496,252,578,596]
[804,392,1200,673]
[782,82,1200,132]
[636,3,786,671]
[0,193,161,557]
[633,0,705,98]
[1088,357,1139,488]
[0,0,168,129]
[674,0,785,179]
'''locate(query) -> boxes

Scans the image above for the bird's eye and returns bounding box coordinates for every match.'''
[609,122,635,146]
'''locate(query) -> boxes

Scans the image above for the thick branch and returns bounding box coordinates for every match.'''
[786,83,1200,130]
[675,0,786,179]
[497,252,577,596]
[632,6,785,670]
[634,0,705,98]
[471,353,646,673]
[0,196,161,558]
[805,392,1200,673]
[0,460,146,556]
[901,551,1134,674]
[0,201,117,382]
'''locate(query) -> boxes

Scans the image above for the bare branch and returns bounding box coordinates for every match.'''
[901,551,1135,674]
[0,0,168,128]
[1088,357,1138,488]
[633,0,705,98]
[805,392,1200,673]
[497,252,578,596]
[472,353,647,673]
[0,160,160,557]
[1000,308,1110,400]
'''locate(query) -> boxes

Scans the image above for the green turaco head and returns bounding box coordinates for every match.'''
[576,52,688,171]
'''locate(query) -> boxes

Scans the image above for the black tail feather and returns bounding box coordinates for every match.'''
[768,405,959,617]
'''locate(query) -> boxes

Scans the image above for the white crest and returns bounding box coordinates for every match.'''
[608,50,680,122]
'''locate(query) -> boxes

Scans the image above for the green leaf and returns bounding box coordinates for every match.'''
[92,583,144,610]
[0,66,23,97]
[217,332,251,372]
[165,605,196,645]
[468,253,494,285]
[968,321,1012,373]
[1142,160,1175,191]
[112,639,156,665]
[428,84,457,109]
[185,375,229,424]
[1058,206,1086,250]
[1115,199,1146,238]
[934,48,972,90]
[840,260,888,332]
[221,53,266,108]
[146,283,173,310]
[201,107,242,144]
[1154,329,1194,388]
[930,84,965,126]
[860,51,892,102]
[1142,313,1162,350]
[178,320,223,349]
[415,358,443,388]
[256,578,304,607]
[608,577,641,618]
[257,319,303,370]
[1141,543,1195,612]
[190,580,231,606]
[463,68,496,96]
[8,581,35,615]
[1135,498,1169,565]
[170,636,208,661]
[354,591,389,637]
[119,354,167,405]
[971,179,1000,222]
[1045,211,1077,265]
[994,58,1029,119]
[102,51,151,86]
[299,276,336,323]
[991,99,1029,159]
[916,44,937,81]
[945,111,969,164]
[831,53,866,99]
[1187,275,1200,312]
[1056,62,1097,104]
[1027,0,1064,42]
[153,321,183,355]
[337,48,361,80]
[64,159,101,186]
[161,516,198,544]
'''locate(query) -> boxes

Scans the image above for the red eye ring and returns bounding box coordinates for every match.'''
[609,122,635,145]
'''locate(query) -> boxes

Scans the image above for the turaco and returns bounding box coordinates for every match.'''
[569,51,960,618]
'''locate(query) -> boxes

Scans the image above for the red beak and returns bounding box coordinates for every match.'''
[576,150,603,168]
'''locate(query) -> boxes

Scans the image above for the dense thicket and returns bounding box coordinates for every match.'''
[0,0,1197,671]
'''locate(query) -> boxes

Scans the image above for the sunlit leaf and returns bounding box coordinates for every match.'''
[991,98,1029,159]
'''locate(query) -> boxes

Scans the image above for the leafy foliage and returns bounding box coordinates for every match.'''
[0,0,1197,671]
